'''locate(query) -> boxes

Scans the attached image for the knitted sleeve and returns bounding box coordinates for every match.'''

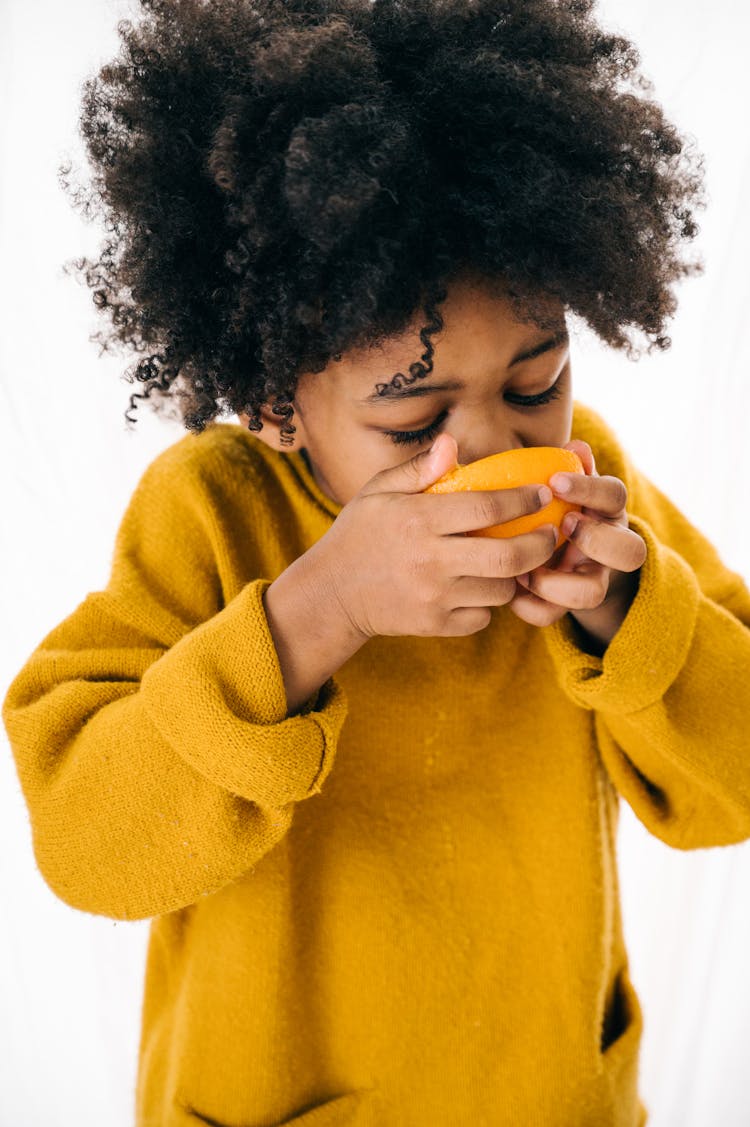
[2,439,349,920]
[543,405,750,849]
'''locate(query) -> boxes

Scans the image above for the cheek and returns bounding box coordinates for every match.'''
[358,436,394,481]
[319,436,385,504]
[552,392,574,446]
[521,408,572,450]
[350,433,413,493]
[560,417,574,447]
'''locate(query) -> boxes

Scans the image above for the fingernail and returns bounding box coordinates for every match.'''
[562,513,579,537]
[550,473,571,494]
[537,485,553,506]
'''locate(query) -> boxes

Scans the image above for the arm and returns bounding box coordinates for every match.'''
[263,549,367,717]
[542,426,750,850]
[2,445,360,921]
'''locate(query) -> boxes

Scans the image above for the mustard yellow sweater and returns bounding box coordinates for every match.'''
[4,402,750,1127]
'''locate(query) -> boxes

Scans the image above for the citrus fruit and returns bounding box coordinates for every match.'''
[424,446,585,547]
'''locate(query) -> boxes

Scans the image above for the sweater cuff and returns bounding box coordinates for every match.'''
[542,513,700,714]
[141,578,348,807]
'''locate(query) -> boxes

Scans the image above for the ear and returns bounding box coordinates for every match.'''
[237,402,308,452]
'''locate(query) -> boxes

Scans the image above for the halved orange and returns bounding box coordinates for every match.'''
[424,446,584,547]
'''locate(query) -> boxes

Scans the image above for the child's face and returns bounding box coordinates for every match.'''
[240,276,573,507]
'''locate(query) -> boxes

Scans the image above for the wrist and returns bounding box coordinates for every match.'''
[293,544,370,651]
[568,569,641,655]
[263,551,368,717]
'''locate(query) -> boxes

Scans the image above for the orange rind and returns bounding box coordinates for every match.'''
[424,446,585,548]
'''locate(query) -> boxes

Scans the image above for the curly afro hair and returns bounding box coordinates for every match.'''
[60,0,706,446]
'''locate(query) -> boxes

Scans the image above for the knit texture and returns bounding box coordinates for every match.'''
[4,401,749,1127]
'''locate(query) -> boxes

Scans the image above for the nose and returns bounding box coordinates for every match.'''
[449,414,525,466]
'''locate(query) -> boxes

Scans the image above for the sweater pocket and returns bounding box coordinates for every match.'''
[600,964,643,1057]
[180,1088,380,1127]
[599,965,645,1127]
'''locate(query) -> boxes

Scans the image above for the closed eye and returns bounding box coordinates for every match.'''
[383,411,449,447]
[383,377,565,446]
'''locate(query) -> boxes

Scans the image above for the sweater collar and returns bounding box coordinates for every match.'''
[286,448,344,522]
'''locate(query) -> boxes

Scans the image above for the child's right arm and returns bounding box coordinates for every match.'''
[3,432,550,922]
[1,443,351,921]
[263,431,556,711]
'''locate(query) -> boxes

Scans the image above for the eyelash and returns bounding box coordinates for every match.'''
[383,379,564,446]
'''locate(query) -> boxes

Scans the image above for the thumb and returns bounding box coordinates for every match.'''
[564,439,596,476]
[422,431,459,487]
[363,431,459,495]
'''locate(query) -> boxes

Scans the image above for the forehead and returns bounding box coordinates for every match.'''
[363,290,561,392]
[298,280,566,408]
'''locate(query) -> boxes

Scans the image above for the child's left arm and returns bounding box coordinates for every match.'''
[516,422,750,850]
[512,438,647,652]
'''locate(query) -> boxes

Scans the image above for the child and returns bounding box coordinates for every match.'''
[4,0,750,1124]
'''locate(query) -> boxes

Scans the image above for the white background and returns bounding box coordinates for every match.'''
[2,1,749,1124]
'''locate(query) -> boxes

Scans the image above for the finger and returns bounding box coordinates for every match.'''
[423,483,553,536]
[548,539,590,573]
[445,523,559,579]
[548,472,628,518]
[519,560,612,611]
[561,514,647,572]
[365,431,460,497]
[445,573,522,609]
[563,439,596,476]
[508,584,571,628]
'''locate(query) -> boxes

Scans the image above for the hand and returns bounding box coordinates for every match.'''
[510,440,647,649]
[305,432,560,641]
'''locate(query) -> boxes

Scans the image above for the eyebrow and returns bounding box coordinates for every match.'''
[358,330,569,404]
